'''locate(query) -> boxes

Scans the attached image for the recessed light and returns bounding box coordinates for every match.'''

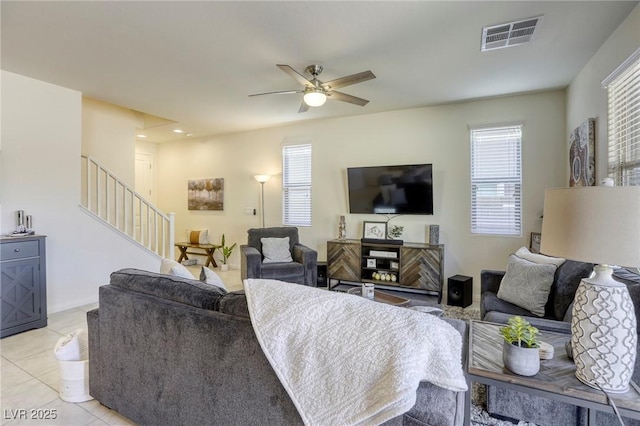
[136,134,147,138]
[173,129,184,133]
[186,133,193,137]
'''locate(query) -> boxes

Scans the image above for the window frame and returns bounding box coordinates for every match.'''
[603,47,640,186]
[469,123,523,236]
[282,142,312,227]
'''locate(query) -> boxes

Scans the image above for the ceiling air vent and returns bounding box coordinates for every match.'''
[481,16,543,52]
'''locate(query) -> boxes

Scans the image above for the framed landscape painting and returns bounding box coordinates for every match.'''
[188,178,224,210]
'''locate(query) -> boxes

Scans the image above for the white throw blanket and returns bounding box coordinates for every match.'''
[244,279,468,426]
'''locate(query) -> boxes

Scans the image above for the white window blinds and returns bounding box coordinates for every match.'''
[470,125,522,236]
[604,48,640,186]
[282,143,312,226]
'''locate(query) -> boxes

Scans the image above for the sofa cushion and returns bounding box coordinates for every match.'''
[515,247,565,267]
[200,266,227,291]
[261,237,293,263]
[110,268,226,310]
[482,291,537,319]
[160,259,193,279]
[188,229,208,244]
[552,260,595,320]
[217,291,250,319]
[497,254,557,316]
[260,262,304,279]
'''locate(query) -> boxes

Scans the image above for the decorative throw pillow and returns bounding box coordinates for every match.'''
[261,237,293,263]
[160,259,194,279]
[188,230,208,244]
[515,246,565,267]
[497,254,558,316]
[200,266,227,291]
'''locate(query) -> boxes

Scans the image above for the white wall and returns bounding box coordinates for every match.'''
[567,3,640,181]
[1,71,160,313]
[157,90,567,301]
[82,97,141,184]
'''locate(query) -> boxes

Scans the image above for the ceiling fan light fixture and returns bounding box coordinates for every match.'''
[303,89,327,107]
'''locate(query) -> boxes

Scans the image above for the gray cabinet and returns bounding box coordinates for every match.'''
[1,235,47,338]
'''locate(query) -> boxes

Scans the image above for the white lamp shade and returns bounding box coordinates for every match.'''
[540,186,640,267]
[303,90,327,107]
[254,174,271,183]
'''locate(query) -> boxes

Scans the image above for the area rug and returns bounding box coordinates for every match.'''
[441,306,537,426]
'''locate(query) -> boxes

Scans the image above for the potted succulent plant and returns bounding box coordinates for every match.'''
[219,234,236,272]
[387,225,404,240]
[500,316,541,376]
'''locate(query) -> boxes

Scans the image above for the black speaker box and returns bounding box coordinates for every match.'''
[447,275,472,308]
[317,262,327,287]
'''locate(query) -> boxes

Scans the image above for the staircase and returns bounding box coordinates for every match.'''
[81,155,175,259]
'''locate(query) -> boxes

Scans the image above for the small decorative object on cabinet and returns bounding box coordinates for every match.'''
[428,225,439,244]
[387,225,403,240]
[1,235,47,338]
[500,316,541,376]
[338,215,346,239]
[362,221,387,240]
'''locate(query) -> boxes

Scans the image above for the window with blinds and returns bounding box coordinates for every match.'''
[470,125,522,236]
[282,143,312,226]
[604,48,640,186]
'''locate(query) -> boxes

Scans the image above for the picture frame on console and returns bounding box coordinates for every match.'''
[530,232,541,254]
[363,221,387,240]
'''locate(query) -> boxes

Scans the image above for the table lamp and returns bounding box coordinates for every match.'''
[540,186,639,393]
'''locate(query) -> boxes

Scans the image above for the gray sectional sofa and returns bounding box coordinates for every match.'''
[88,268,468,426]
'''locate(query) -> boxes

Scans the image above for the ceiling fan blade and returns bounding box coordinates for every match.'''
[277,64,313,87]
[327,91,369,106]
[322,70,376,90]
[298,101,310,113]
[249,90,302,97]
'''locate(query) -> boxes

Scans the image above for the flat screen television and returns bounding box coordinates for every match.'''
[347,164,433,215]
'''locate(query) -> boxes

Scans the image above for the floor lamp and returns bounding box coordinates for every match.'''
[540,186,640,393]
[254,175,271,228]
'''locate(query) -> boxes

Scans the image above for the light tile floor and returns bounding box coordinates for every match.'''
[1,302,136,426]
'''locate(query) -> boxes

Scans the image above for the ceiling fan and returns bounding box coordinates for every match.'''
[249,64,376,113]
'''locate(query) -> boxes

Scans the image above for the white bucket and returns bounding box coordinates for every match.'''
[58,360,93,403]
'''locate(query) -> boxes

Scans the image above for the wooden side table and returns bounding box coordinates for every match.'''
[465,320,640,426]
[175,242,221,268]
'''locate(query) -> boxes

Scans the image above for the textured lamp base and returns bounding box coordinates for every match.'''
[571,265,637,393]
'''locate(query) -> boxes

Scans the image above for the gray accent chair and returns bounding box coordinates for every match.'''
[88,268,469,426]
[481,262,640,426]
[241,227,317,286]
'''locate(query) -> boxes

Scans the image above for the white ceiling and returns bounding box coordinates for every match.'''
[2,1,637,143]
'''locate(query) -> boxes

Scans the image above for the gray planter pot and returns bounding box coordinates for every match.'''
[503,341,540,376]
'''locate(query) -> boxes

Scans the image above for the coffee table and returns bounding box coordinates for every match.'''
[346,286,411,306]
[465,320,640,426]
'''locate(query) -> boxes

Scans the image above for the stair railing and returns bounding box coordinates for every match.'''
[81,155,175,259]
